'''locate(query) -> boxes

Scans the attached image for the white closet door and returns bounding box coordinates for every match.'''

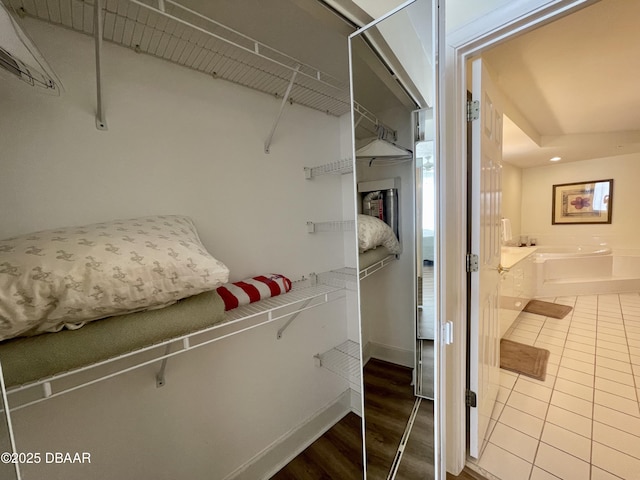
[468,57,503,460]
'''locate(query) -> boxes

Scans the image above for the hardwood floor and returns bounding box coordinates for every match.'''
[270,411,364,480]
[271,358,435,480]
[446,467,489,480]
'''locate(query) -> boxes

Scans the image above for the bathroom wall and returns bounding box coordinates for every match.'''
[502,162,522,244]
[521,152,640,251]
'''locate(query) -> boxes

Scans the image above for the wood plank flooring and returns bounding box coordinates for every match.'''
[270,411,364,480]
[394,400,434,480]
[446,467,489,480]
[271,358,435,479]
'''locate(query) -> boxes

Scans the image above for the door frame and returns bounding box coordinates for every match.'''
[442,0,600,474]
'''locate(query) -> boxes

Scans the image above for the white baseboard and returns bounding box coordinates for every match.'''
[225,389,353,480]
[365,341,414,368]
[350,387,362,417]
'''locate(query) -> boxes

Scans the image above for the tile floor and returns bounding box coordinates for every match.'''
[473,293,640,480]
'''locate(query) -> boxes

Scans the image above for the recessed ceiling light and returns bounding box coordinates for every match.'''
[550,156,562,162]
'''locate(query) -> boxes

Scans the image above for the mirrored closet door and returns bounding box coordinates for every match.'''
[349,1,439,478]
[0,363,19,480]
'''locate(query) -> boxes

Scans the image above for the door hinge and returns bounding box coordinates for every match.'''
[443,321,454,345]
[466,389,477,408]
[467,100,479,122]
[466,253,479,273]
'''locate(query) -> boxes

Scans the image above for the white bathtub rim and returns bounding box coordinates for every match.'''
[534,245,612,261]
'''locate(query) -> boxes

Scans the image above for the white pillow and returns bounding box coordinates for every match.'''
[0,215,229,341]
[357,214,401,254]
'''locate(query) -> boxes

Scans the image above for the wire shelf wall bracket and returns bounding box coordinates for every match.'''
[304,158,354,178]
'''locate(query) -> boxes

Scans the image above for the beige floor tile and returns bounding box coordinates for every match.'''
[593,421,640,460]
[560,356,595,375]
[541,423,591,461]
[593,404,640,437]
[514,377,553,403]
[530,466,562,480]
[478,442,533,480]
[592,442,640,479]
[594,390,640,417]
[554,377,593,402]
[490,422,539,462]
[499,405,544,439]
[595,365,635,386]
[550,390,593,418]
[564,340,596,354]
[507,391,549,419]
[534,443,590,480]
[595,377,637,400]
[499,370,518,389]
[597,332,628,345]
[556,366,594,387]
[591,466,624,480]
[563,348,595,364]
[598,339,629,353]
[596,355,633,373]
[546,404,592,438]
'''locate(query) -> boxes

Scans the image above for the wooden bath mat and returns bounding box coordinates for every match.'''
[500,339,550,381]
[523,299,572,319]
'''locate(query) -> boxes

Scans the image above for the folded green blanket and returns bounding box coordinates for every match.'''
[0,290,226,388]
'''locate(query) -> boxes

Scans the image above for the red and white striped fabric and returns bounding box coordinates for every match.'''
[216,274,293,311]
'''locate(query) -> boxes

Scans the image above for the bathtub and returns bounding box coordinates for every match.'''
[535,246,640,297]
[535,245,612,260]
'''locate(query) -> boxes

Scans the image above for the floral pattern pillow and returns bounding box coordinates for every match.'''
[0,215,229,341]
[357,214,401,254]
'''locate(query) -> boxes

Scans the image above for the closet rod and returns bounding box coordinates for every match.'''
[94,0,107,130]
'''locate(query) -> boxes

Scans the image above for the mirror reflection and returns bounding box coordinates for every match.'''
[351,1,437,478]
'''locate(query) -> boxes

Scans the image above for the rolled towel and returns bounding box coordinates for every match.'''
[501,218,512,243]
[216,274,292,311]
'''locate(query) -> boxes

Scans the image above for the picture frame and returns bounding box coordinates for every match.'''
[552,179,613,225]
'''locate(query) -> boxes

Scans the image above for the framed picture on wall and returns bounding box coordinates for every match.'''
[552,179,613,224]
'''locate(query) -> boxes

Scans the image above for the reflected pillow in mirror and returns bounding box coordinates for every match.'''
[357,214,401,254]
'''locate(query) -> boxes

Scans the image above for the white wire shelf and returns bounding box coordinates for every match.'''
[360,254,397,280]
[304,159,353,178]
[306,220,355,233]
[314,340,361,393]
[3,272,347,411]
[6,0,351,117]
[317,268,357,291]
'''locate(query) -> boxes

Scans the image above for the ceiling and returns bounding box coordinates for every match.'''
[482,0,640,169]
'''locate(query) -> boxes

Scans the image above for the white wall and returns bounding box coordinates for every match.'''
[1,19,354,480]
[502,162,522,244]
[521,153,640,250]
[446,0,512,31]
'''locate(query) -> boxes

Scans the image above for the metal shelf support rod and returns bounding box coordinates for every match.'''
[155,344,172,388]
[94,0,107,130]
[264,65,300,154]
[276,299,312,339]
